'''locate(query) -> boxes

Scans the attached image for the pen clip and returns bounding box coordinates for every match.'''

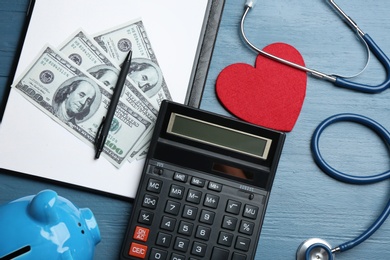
[94,116,105,148]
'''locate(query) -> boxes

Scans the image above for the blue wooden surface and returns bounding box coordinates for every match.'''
[1,0,390,259]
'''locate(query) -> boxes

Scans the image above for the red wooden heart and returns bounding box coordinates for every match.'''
[216,43,307,132]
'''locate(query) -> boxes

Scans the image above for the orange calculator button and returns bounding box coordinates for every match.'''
[129,242,148,259]
[133,226,150,242]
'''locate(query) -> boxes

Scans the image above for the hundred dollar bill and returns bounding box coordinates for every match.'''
[59,30,158,123]
[93,19,172,108]
[59,30,157,155]
[12,46,152,167]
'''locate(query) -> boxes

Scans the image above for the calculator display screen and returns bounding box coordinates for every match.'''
[167,113,272,159]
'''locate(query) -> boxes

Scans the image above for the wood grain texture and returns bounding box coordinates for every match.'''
[1,0,389,259]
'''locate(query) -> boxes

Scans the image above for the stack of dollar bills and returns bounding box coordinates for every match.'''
[11,19,171,168]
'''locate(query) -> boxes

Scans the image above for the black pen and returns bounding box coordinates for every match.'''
[94,50,132,159]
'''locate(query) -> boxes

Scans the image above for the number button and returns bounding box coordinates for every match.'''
[165,200,181,215]
[160,216,176,231]
[178,221,194,236]
[142,194,158,209]
[199,209,215,224]
[149,248,168,260]
[170,253,185,260]
[173,237,190,252]
[156,232,172,248]
[191,241,207,257]
[182,205,198,220]
[195,225,211,241]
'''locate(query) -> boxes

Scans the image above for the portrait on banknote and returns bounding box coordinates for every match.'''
[52,76,102,125]
[88,64,119,89]
[128,58,163,98]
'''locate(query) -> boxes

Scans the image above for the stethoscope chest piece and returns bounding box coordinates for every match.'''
[296,238,335,260]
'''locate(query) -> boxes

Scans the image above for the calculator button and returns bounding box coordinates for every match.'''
[178,221,194,236]
[129,242,148,258]
[182,205,198,220]
[211,247,229,259]
[235,236,251,252]
[204,194,219,208]
[208,181,222,192]
[222,215,238,230]
[133,226,150,242]
[226,200,242,215]
[156,232,172,248]
[239,220,254,235]
[243,204,259,219]
[169,184,185,199]
[149,248,168,260]
[142,194,158,209]
[165,200,181,215]
[173,237,190,252]
[170,253,185,260]
[190,177,205,187]
[218,231,234,247]
[191,241,207,257]
[232,252,247,260]
[160,216,176,231]
[173,172,188,182]
[138,210,154,225]
[199,209,215,224]
[195,225,211,241]
[186,189,202,204]
[146,178,163,193]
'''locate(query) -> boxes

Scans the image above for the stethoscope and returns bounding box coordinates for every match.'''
[296,113,390,260]
[239,1,390,259]
[240,0,390,93]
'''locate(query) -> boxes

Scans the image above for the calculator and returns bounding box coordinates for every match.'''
[120,100,285,260]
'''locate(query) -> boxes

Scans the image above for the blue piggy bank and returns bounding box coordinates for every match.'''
[0,190,101,259]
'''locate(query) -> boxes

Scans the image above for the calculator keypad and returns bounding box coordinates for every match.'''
[124,162,266,259]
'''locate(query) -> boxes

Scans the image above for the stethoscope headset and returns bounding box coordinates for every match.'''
[240,0,390,259]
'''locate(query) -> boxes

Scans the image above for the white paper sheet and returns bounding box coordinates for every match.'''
[0,0,208,198]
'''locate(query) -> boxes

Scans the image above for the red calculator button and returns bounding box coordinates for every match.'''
[133,226,150,242]
[129,242,148,259]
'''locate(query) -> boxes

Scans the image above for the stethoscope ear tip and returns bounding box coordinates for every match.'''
[296,238,335,260]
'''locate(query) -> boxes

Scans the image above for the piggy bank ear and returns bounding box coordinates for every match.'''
[80,208,101,245]
[28,190,59,224]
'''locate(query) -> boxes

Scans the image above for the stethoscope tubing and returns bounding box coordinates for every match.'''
[334,34,390,93]
[311,113,390,252]
[240,3,390,93]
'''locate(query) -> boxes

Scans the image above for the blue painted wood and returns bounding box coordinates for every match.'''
[1,0,389,259]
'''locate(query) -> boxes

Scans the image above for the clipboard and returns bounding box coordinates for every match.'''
[0,0,226,199]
